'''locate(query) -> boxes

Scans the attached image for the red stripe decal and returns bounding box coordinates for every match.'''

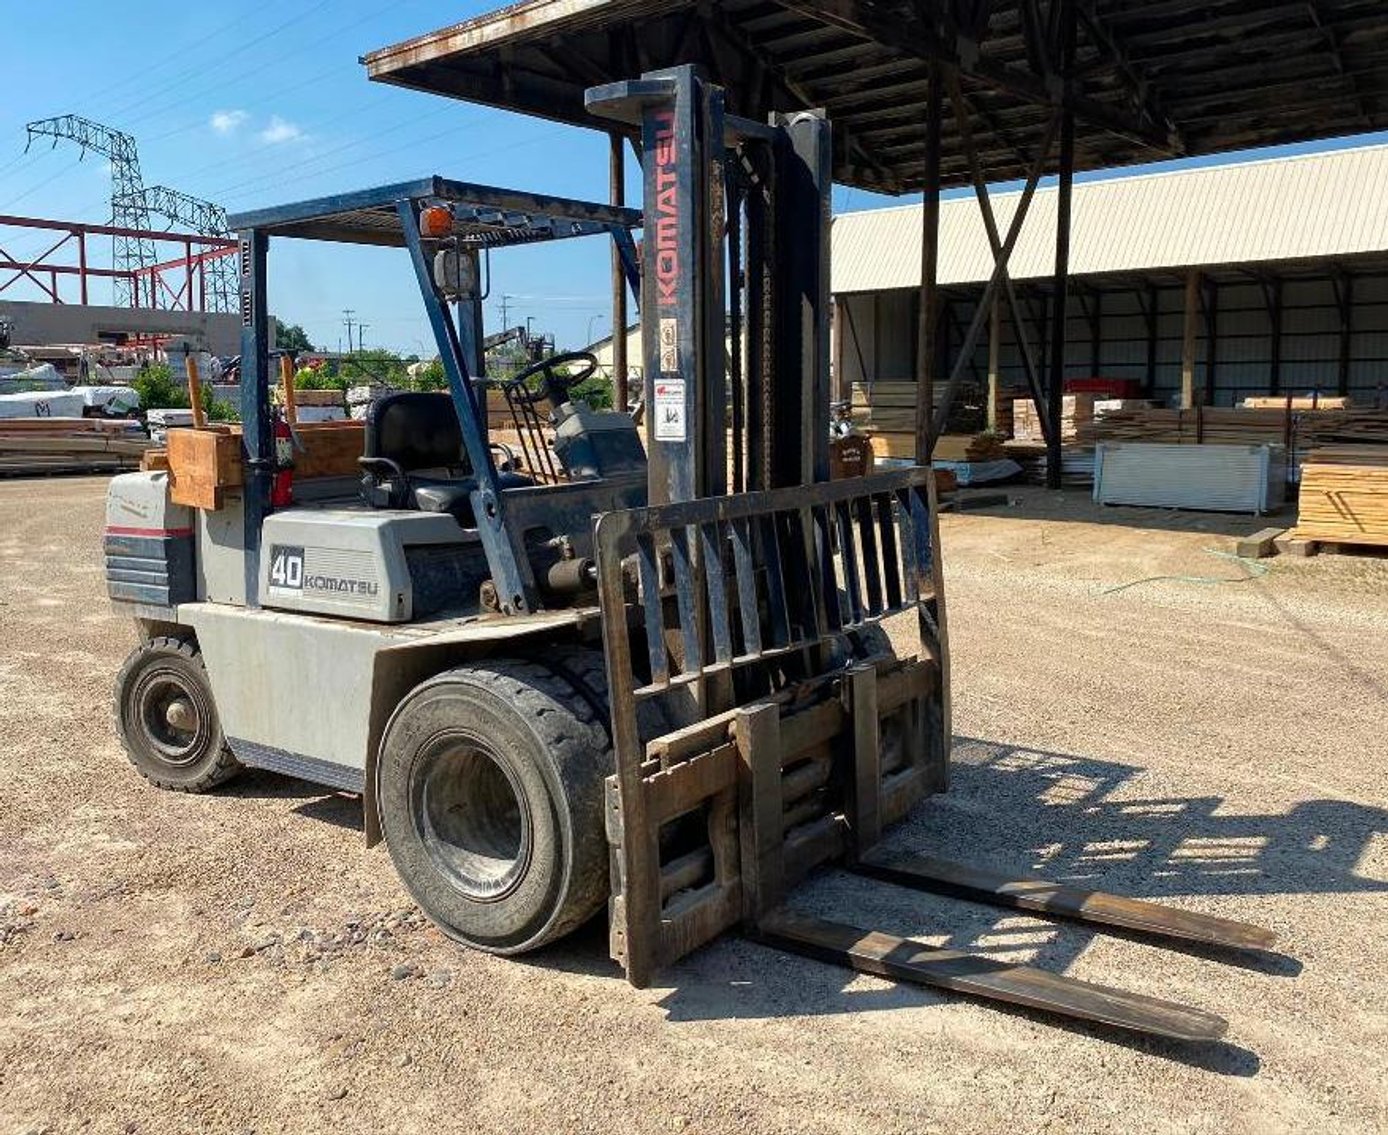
[104,525,194,538]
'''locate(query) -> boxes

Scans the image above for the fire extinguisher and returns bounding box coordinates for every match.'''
[271,411,294,507]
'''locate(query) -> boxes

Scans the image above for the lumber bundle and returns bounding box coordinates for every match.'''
[1242,395,1351,410]
[1291,446,1388,547]
[0,417,149,476]
[1094,406,1388,480]
[1013,394,1095,443]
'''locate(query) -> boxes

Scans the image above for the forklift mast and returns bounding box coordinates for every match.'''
[589,65,833,503]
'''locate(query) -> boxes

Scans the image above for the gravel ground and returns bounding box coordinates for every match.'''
[1,477,1385,1135]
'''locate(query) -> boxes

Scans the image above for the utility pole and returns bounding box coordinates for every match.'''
[357,323,370,353]
[499,294,514,329]
[343,309,356,354]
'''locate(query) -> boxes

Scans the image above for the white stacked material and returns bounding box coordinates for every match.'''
[0,362,66,395]
[1093,442,1286,514]
[348,383,400,420]
[71,386,140,415]
[0,389,85,418]
[146,407,197,443]
[294,405,347,423]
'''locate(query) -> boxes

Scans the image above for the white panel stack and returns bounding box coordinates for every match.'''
[1093,443,1286,514]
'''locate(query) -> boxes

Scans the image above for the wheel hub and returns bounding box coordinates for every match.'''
[414,739,533,903]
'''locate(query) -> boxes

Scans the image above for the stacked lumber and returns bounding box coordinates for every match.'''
[0,417,148,476]
[1013,394,1095,443]
[1094,406,1388,480]
[1242,395,1351,410]
[1291,446,1388,547]
[929,432,1007,462]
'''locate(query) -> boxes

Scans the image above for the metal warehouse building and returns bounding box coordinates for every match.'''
[833,143,1388,416]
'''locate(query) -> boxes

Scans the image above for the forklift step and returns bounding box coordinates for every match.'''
[853,853,1277,952]
[757,910,1229,1042]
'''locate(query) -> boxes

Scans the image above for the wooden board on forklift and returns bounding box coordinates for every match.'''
[166,421,365,509]
[167,427,242,510]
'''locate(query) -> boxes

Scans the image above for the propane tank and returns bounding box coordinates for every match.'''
[272,412,294,507]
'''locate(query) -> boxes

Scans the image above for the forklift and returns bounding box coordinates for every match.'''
[105,66,1276,1041]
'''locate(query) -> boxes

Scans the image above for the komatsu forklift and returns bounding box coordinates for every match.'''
[105,66,1276,1040]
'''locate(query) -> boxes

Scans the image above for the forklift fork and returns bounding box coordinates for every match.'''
[593,466,1276,1042]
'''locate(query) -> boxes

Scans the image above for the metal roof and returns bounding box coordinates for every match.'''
[363,1,1388,194]
[227,176,641,246]
[831,142,1388,292]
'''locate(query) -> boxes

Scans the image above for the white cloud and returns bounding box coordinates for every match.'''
[210,109,248,135]
[259,116,303,145]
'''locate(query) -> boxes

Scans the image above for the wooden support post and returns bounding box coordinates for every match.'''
[1204,278,1219,407]
[736,702,784,927]
[184,354,206,429]
[1267,277,1283,397]
[1337,273,1354,397]
[1144,282,1158,395]
[610,132,629,412]
[986,291,1001,431]
[279,354,298,428]
[1089,288,1102,376]
[1181,270,1200,409]
[915,58,943,463]
[846,664,881,857]
[1046,2,1076,489]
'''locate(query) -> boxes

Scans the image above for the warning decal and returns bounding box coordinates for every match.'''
[653,378,687,442]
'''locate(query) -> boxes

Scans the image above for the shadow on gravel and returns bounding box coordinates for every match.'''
[620,736,1381,1072]
[222,769,364,832]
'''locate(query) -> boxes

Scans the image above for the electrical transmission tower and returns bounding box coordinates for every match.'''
[25,114,235,312]
[140,185,235,313]
[26,115,158,307]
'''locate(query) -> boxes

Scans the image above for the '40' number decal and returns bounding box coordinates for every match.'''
[268,545,304,590]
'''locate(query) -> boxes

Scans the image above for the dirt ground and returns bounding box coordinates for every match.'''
[2,478,1386,1135]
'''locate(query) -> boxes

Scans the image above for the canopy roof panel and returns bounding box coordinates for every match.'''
[363,0,1388,194]
[227,176,642,246]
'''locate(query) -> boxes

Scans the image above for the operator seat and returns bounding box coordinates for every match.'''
[358,391,530,526]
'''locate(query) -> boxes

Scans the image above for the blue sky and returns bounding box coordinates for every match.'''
[3,2,1386,355]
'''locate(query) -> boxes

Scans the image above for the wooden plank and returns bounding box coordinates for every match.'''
[757,911,1229,1042]
[645,743,737,823]
[1235,527,1285,559]
[735,702,784,927]
[855,853,1277,951]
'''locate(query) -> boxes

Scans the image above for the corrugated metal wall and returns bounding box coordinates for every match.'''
[838,269,1388,409]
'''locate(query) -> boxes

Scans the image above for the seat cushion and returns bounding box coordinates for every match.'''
[410,477,478,524]
[409,470,535,526]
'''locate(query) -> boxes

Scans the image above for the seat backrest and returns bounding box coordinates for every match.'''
[364,392,469,474]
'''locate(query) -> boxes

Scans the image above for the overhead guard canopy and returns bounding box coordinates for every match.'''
[227,175,643,246]
[363,0,1388,194]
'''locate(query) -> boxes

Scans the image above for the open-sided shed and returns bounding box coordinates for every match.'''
[364,0,1388,484]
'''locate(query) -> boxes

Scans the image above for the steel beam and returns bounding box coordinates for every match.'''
[610,131,630,412]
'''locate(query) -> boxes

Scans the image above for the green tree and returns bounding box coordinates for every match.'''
[272,318,314,353]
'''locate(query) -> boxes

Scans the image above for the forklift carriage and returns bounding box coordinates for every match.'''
[105,65,1275,1042]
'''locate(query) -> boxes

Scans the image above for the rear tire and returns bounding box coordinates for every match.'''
[376,652,614,955]
[114,636,241,792]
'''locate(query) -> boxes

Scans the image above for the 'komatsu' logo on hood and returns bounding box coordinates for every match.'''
[304,575,378,596]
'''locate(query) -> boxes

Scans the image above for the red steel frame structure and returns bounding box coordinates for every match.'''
[0,214,237,312]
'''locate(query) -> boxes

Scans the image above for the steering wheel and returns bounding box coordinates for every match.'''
[502,350,599,407]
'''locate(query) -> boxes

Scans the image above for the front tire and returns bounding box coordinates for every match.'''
[376,653,613,955]
[114,636,242,792]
